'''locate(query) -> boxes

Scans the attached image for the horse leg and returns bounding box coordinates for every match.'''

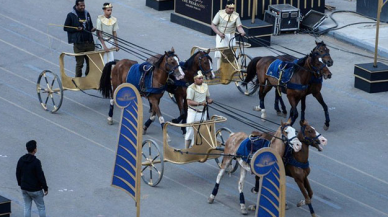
[299,96,306,126]
[107,99,114,125]
[303,177,316,217]
[314,92,330,131]
[279,93,287,117]
[255,83,272,120]
[251,175,260,194]
[274,91,282,116]
[295,175,315,217]
[238,165,248,215]
[288,97,299,126]
[208,156,232,204]
[143,109,156,135]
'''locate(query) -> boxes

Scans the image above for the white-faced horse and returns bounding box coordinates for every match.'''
[208,121,302,215]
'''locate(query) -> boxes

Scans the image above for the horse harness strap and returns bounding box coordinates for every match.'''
[138,64,167,96]
[287,156,310,169]
[195,104,210,146]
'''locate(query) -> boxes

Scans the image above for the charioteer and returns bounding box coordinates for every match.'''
[211,0,246,73]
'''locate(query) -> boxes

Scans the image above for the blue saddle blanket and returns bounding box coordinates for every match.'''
[266,59,297,84]
[236,137,270,163]
[126,62,164,94]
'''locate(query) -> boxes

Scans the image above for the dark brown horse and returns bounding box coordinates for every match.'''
[147,49,214,134]
[99,48,185,132]
[244,42,333,126]
[273,54,333,130]
[250,121,327,217]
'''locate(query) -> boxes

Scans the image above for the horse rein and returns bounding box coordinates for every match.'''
[198,53,213,76]
[280,124,298,150]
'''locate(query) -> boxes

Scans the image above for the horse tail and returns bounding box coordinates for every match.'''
[99,60,117,98]
[243,57,261,86]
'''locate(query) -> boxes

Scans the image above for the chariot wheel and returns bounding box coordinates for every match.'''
[215,127,238,174]
[235,54,258,96]
[141,139,164,187]
[37,70,63,113]
[168,92,177,104]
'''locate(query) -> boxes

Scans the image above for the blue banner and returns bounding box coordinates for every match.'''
[251,148,286,217]
[111,84,143,216]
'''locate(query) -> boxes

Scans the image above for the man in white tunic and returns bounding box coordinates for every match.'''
[211,1,246,71]
[96,2,119,63]
[185,71,213,149]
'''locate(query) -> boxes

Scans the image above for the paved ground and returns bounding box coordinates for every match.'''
[1,0,388,216]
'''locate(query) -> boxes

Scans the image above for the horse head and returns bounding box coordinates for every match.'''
[198,49,215,80]
[164,47,185,80]
[321,65,332,79]
[313,41,333,67]
[300,120,327,152]
[280,120,302,152]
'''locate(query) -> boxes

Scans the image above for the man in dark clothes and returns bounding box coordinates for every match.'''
[64,0,96,77]
[16,140,48,217]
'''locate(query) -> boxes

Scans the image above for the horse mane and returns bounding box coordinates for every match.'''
[184,51,213,69]
[296,55,309,66]
[316,41,326,47]
[153,51,175,68]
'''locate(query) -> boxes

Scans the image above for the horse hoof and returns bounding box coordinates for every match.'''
[276,111,282,116]
[107,117,113,125]
[323,124,329,131]
[311,214,317,217]
[241,208,248,215]
[247,205,256,211]
[297,200,305,207]
[143,127,147,135]
[208,196,215,204]
[253,106,261,111]
[251,187,258,194]
[282,111,287,118]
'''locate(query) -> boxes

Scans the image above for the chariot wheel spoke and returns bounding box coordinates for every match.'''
[141,139,164,187]
[37,70,63,113]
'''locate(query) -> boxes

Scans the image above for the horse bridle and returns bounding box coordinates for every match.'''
[198,53,213,76]
[280,124,298,150]
[164,53,180,75]
[301,125,321,146]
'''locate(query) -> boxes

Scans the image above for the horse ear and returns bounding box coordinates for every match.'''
[300,120,308,126]
[206,48,210,54]
[171,47,175,53]
[286,118,292,125]
[165,51,168,55]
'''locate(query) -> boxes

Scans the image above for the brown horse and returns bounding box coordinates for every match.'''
[99,48,185,131]
[208,121,302,215]
[250,121,327,216]
[147,49,214,134]
[271,54,333,130]
[285,121,327,217]
[244,42,333,126]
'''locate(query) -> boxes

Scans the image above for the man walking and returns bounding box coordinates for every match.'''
[16,140,48,217]
[185,71,213,149]
[96,2,119,64]
[64,0,96,77]
[211,0,245,72]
